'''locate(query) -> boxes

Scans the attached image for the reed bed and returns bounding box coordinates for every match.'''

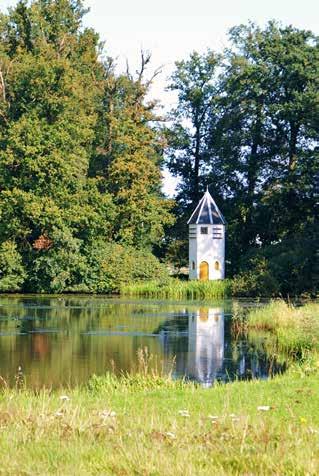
[121,278,232,300]
[236,300,319,358]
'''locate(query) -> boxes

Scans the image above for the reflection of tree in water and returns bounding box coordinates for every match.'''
[0,297,194,387]
[225,337,287,381]
[0,297,286,388]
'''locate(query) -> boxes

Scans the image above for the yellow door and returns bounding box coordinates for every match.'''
[199,308,209,321]
[199,261,209,281]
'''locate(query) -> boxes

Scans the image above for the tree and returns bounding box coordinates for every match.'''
[0,241,26,291]
[167,22,319,290]
[0,0,115,290]
[220,22,319,247]
[92,53,174,249]
[165,50,220,207]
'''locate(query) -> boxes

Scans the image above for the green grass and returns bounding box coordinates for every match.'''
[121,278,232,300]
[1,301,319,475]
[1,368,319,475]
[243,301,319,359]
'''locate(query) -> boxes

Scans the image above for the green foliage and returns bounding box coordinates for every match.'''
[0,2,317,296]
[165,50,220,205]
[162,238,188,271]
[0,1,173,293]
[28,231,87,293]
[233,233,318,297]
[0,241,26,291]
[245,301,319,358]
[166,22,319,294]
[82,241,170,293]
[26,240,169,294]
[232,256,280,297]
[93,65,175,249]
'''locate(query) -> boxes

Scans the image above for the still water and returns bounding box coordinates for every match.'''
[0,295,283,388]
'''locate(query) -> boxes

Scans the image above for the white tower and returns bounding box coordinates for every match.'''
[188,189,226,280]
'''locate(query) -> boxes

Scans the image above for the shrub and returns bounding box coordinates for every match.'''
[232,256,280,297]
[83,241,170,293]
[0,241,26,292]
[234,235,317,296]
[28,235,169,294]
[28,230,88,293]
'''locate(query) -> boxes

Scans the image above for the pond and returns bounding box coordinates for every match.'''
[0,295,285,388]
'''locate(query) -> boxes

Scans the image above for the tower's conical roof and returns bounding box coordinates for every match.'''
[187,189,226,225]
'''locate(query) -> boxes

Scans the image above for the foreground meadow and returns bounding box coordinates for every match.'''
[0,301,318,475]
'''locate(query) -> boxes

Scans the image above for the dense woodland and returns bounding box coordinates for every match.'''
[0,0,318,295]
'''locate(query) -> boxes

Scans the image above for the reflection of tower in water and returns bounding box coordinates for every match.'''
[187,308,224,387]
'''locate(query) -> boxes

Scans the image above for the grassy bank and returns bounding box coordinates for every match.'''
[121,278,233,300]
[1,369,319,475]
[242,301,319,359]
[0,301,319,475]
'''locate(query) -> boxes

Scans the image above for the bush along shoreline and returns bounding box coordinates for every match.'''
[0,301,319,475]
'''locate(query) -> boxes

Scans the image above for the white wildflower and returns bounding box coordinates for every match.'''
[165,432,176,439]
[100,410,116,419]
[59,395,70,401]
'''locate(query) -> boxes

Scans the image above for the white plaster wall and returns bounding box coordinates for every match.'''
[189,225,225,280]
[188,224,198,280]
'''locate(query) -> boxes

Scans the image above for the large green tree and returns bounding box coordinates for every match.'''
[217,22,319,248]
[0,1,172,291]
[92,53,174,249]
[0,1,115,290]
[165,50,220,206]
[167,22,319,290]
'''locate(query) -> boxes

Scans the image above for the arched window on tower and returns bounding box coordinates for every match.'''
[192,261,195,270]
[214,261,220,271]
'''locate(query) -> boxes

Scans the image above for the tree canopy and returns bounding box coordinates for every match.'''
[0,2,317,296]
[0,0,172,292]
[165,22,319,294]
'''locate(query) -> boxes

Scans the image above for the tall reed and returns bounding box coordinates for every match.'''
[121,278,232,300]
[239,300,319,359]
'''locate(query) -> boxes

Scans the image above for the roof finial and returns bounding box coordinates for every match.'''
[206,185,209,192]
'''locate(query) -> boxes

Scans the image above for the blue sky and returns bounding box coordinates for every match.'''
[3,0,318,101]
[2,0,318,195]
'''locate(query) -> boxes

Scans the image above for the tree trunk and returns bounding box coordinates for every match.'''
[244,109,262,247]
[193,125,201,203]
[288,122,299,173]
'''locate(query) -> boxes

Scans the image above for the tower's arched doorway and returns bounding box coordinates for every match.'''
[199,261,209,281]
